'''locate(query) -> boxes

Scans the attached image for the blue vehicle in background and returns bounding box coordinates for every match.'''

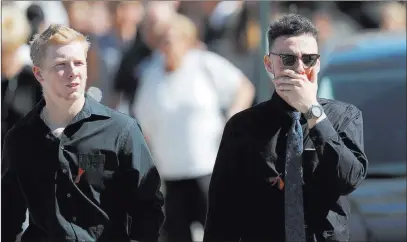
[318,31,406,242]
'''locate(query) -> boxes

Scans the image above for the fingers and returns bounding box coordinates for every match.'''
[273,76,302,87]
[309,65,319,83]
[276,84,295,91]
[282,70,307,80]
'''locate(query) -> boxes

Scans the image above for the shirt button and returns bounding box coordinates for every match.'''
[67,193,71,198]
[62,169,68,174]
[60,146,64,150]
[72,216,77,222]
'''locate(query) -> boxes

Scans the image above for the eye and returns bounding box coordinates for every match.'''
[281,55,296,66]
[74,61,84,66]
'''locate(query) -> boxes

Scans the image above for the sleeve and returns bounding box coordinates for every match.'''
[309,106,368,195]
[203,117,244,242]
[117,120,164,242]
[1,132,28,242]
[203,51,245,109]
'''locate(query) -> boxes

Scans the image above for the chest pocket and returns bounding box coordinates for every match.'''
[78,154,110,192]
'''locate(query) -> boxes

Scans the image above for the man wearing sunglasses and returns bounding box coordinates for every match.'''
[204,14,368,242]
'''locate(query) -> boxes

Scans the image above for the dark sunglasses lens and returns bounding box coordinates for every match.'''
[281,55,297,66]
[302,55,318,66]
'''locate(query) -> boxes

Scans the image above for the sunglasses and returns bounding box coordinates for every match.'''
[269,52,320,68]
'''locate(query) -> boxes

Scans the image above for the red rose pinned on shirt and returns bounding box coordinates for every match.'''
[75,168,85,184]
[266,175,285,190]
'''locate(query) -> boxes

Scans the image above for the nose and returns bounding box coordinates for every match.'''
[67,63,78,79]
[294,58,306,74]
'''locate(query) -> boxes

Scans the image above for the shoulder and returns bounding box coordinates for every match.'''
[200,50,230,63]
[94,100,139,131]
[96,103,143,149]
[225,100,272,134]
[318,98,362,118]
[6,98,43,136]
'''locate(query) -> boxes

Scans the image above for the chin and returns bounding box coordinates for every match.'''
[65,91,84,101]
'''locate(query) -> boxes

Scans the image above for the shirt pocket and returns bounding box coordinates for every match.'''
[78,153,111,192]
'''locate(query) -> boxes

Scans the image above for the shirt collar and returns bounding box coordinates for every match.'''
[28,93,111,126]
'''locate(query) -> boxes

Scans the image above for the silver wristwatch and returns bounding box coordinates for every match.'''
[304,104,324,120]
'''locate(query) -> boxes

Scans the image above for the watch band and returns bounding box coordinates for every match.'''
[304,104,323,120]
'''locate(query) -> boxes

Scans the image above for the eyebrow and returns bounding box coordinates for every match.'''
[53,57,83,62]
[279,52,317,55]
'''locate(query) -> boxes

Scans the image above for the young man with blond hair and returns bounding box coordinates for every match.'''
[1,24,164,242]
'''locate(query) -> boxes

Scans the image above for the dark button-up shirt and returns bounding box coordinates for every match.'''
[204,93,368,242]
[2,95,164,242]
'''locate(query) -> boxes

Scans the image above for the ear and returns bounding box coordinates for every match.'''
[315,58,321,75]
[310,59,321,83]
[263,55,274,74]
[32,66,44,83]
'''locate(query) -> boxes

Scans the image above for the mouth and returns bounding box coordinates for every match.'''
[66,83,80,88]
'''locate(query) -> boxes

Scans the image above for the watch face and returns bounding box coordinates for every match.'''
[311,106,323,117]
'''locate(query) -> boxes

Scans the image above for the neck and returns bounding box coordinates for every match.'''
[272,91,296,112]
[43,95,85,127]
[2,53,24,79]
[165,58,181,72]
[164,47,189,72]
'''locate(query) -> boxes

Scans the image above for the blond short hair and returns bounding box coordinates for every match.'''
[2,5,31,53]
[29,24,90,67]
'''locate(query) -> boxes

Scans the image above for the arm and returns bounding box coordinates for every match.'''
[204,51,255,120]
[226,76,255,120]
[119,121,164,242]
[203,119,243,242]
[1,133,28,242]
[308,106,368,195]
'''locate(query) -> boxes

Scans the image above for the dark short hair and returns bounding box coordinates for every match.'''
[267,14,318,50]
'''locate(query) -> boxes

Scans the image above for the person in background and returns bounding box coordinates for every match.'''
[134,13,255,242]
[90,1,144,106]
[204,14,368,242]
[2,24,164,242]
[379,2,406,31]
[63,1,100,90]
[109,1,178,115]
[206,2,261,105]
[1,4,43,150]
[14,1,69,27]
[26,3,47,40]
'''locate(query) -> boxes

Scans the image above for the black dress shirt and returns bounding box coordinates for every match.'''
[203,92,368,242]
[1,94,164,242]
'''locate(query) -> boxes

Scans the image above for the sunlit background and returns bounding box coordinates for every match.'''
[2,1,406,242]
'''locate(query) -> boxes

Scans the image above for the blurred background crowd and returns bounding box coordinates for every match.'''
[1,1,406,242]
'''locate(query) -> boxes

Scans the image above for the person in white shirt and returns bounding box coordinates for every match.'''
[134,13,255,242]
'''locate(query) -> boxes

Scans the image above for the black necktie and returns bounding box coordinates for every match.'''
[284,111,306,242]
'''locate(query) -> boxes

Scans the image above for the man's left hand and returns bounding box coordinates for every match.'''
[273,69,319,113]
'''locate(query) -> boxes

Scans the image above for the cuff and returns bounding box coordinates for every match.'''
[308,118,341,148]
